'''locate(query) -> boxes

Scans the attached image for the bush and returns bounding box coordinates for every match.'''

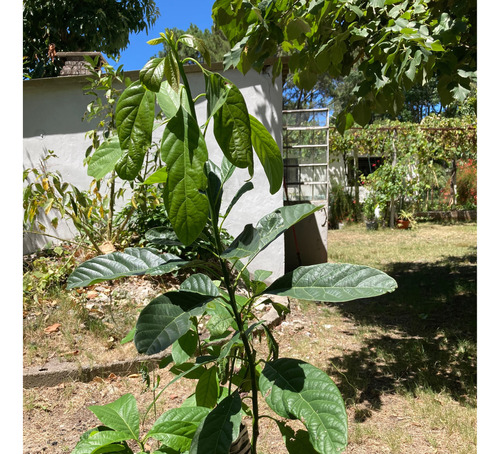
[329,182,356,228]
[456,159,477,208]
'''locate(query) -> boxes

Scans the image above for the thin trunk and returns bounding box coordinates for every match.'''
[389,131,397,228]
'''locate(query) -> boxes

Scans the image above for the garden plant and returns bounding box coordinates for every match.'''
[67,32,397,454]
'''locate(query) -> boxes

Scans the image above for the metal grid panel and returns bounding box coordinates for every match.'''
[283,108,329,202]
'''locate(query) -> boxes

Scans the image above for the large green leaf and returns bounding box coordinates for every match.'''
[115,81,156,180]
[189,392,242,454]
[161,102,209,245]
[135,291,214,355]
[260,358,347,454]
[213,82,253,172]
[140,57,166,92]
[222,203,320,261]
[87,136,123,180]
[147,407,211,452]
[145,227,183,247]
[67,248,187,289]
[249,114,283,194]
[89,394,140,440]
[265,263,398,302]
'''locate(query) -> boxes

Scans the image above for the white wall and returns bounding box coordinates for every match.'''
[23,66,284,278]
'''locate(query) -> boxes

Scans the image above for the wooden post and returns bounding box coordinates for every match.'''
[353,147,360,221]
[389,130,397,228]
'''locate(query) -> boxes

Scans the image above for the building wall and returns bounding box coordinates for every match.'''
[23,66,285,278]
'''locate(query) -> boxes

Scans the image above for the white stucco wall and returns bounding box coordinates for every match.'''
[23,65,284,278]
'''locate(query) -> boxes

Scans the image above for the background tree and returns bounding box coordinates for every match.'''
[23,0,160,78]
[157,24,231,64]
[212,0,476,132]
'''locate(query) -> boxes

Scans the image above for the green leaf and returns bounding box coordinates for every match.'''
[89,394,140,440]
[115,81,156,180]
[121,327,136,345]
[206,303,235,337]
[222,203,320,261]
[71,431,132,454]
[336,111,354,135]
[286,18,311,41]
[143,167,168,185]
[172,328,198,364]
[265,263,397,302]
[157,80,181,120]
[224,181,254,218]
[205,71,230,122]
[195,366,219,408]
[189,392,242,454]
[140,58,166,92]
[145,227,183,247]
[147,37,166,46]
[67,248,187,289]
[249,115,283,194]
[161,102,209,246]
[87,136,123,180]
[213,82,253,172]
[135,291,214,355]
[180,274,220,297]
[147,407,211,452]
[260,358,347,454]
[164,51,181,92]
[179,34,212,67]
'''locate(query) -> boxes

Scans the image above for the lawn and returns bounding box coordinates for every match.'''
[23,221,477,453]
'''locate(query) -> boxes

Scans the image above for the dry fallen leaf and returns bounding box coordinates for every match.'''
[44,323,61,334]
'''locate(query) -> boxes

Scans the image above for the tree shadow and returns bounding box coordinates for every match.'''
[326,251,476,417]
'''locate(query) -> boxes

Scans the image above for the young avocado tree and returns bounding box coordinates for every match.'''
[68,32,397,454]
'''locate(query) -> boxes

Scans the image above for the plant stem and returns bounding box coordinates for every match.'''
[210,212,260,454]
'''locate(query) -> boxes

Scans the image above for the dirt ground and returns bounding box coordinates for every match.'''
[23,293,475,454]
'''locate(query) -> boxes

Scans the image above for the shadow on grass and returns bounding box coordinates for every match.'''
[326,251,476,414]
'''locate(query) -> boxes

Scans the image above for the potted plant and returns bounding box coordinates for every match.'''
[363,193,379,230]
[397,209,416,229]
[67,32,397,454]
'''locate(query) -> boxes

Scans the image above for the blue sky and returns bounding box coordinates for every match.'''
[104,1,215,71]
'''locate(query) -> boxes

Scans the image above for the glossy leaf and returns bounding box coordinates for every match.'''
[249,114,283,194]
[71,430,132,454]
[161,102,209,245]
[172,328,198,364]
[195,366,219,408]
[179,34,212,67]
[134,291,214,355]
[213,82,253,172]
[145,227,183,247]
[87,136,123,180]
[224,181,253,219]
[67,248,187,289]
[260,358,347,454]
[140,57,166,92]
[265,263,398,302]
[180,273,220,297]
[115,81,156,180]
[164,50,181,93]
[157,80,181,120]
[189,392,242,454]
[205,71,230,122]
[147,407,211,452]
[89,394,140,440]
[143,167,168,184]
[222,203,320,261]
